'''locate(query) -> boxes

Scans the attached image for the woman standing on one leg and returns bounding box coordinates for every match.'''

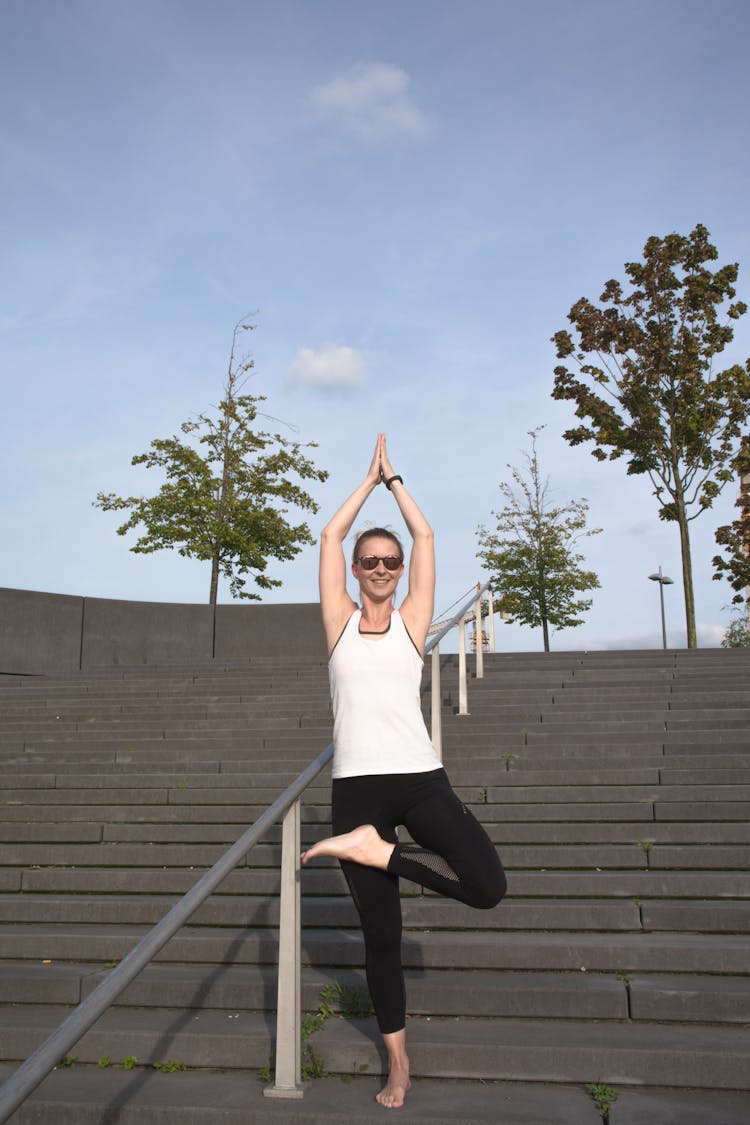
[302,434,507,1110]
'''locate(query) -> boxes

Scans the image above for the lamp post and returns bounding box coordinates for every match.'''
[742,468,750,632]
[648,566,674,650]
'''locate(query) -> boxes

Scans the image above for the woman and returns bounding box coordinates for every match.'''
[302,434,506,1110]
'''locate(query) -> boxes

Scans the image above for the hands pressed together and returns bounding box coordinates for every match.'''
[367,433,398,488]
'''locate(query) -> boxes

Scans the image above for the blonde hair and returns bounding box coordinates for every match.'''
[351,526,404,564]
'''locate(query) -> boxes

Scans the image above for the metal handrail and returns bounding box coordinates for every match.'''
[0,580,495,1118]
[0,748,332,1121]
[426,581,490,652]
[428,581,492,755]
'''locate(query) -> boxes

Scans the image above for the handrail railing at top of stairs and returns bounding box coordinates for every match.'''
[0,580,493,1120]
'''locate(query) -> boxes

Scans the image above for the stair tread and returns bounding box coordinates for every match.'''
[0,1066,607,1124]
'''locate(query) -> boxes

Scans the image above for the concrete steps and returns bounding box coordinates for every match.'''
[5,960,749,1023]
[4,1066,750,1124]
[1,647,750,1122]
[0,1066,610,1125]
[4,922,748,974]
[3,1005,750,1087]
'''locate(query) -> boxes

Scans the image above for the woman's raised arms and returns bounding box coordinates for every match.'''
[318,435,435,656]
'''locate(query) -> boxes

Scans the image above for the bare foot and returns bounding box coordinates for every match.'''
[300,824,394,869]
[376,1059,411,1109]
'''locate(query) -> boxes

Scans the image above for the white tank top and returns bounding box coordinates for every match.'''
[329,609,441,779]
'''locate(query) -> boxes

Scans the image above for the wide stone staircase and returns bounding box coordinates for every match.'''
[1,648,749,1123]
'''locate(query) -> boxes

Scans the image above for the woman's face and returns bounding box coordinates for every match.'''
[352,535,404,599]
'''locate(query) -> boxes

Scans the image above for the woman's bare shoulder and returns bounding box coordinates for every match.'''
[323,595,358,657]
[397,602,429,657]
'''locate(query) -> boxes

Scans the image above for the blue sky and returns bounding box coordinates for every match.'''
[2,0,749,651]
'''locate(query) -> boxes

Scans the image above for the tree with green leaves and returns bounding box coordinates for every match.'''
[552,224,750,648]
[712,439,750,622]
[476,428,601,651]
[94,320,328,604]
[721,613,750,648]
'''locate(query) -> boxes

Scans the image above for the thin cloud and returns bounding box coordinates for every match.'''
[698,622,726,647]
[587,625,726,650]
[625,520,655,537]
[307,62,430,142]
[287,343,367,390]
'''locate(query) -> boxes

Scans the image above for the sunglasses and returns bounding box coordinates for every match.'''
[356,554,403,571]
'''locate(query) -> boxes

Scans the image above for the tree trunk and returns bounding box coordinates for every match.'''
[542,617,550,652]
[676,498,697,648]
[209,428,232,608]
[209,554,220,607]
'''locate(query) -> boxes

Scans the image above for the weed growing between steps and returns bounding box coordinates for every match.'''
[585,1082,618,1123]
[616,972,633,1018]
[259,982,374,1084]
[320,982,373,1020]
[56,1054,190,1075]
[101,1056,186,1073]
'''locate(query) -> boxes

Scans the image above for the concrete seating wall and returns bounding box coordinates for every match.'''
[0,587,326,675]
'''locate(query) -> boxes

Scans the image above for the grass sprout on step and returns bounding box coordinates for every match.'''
[301,1043,327,1081]
[153,1059,186,1072]
[260,983,373,1086]
[585,1082,618,1122]
[320,981,374,1019]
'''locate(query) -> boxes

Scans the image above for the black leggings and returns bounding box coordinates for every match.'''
[331,767,507,1035]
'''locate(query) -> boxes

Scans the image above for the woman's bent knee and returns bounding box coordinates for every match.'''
[471,868,507,910]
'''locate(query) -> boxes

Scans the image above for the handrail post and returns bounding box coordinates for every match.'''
[458,615,468,715]
[431,644,442,760]
[487,586,495,652]
[264,798,304,1098]
[474,589,484,680]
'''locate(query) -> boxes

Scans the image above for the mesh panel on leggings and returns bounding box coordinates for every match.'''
[398,846,460,883]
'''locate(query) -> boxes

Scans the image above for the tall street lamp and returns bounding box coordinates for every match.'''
[648,566,674,649]
[741,467,750,631]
